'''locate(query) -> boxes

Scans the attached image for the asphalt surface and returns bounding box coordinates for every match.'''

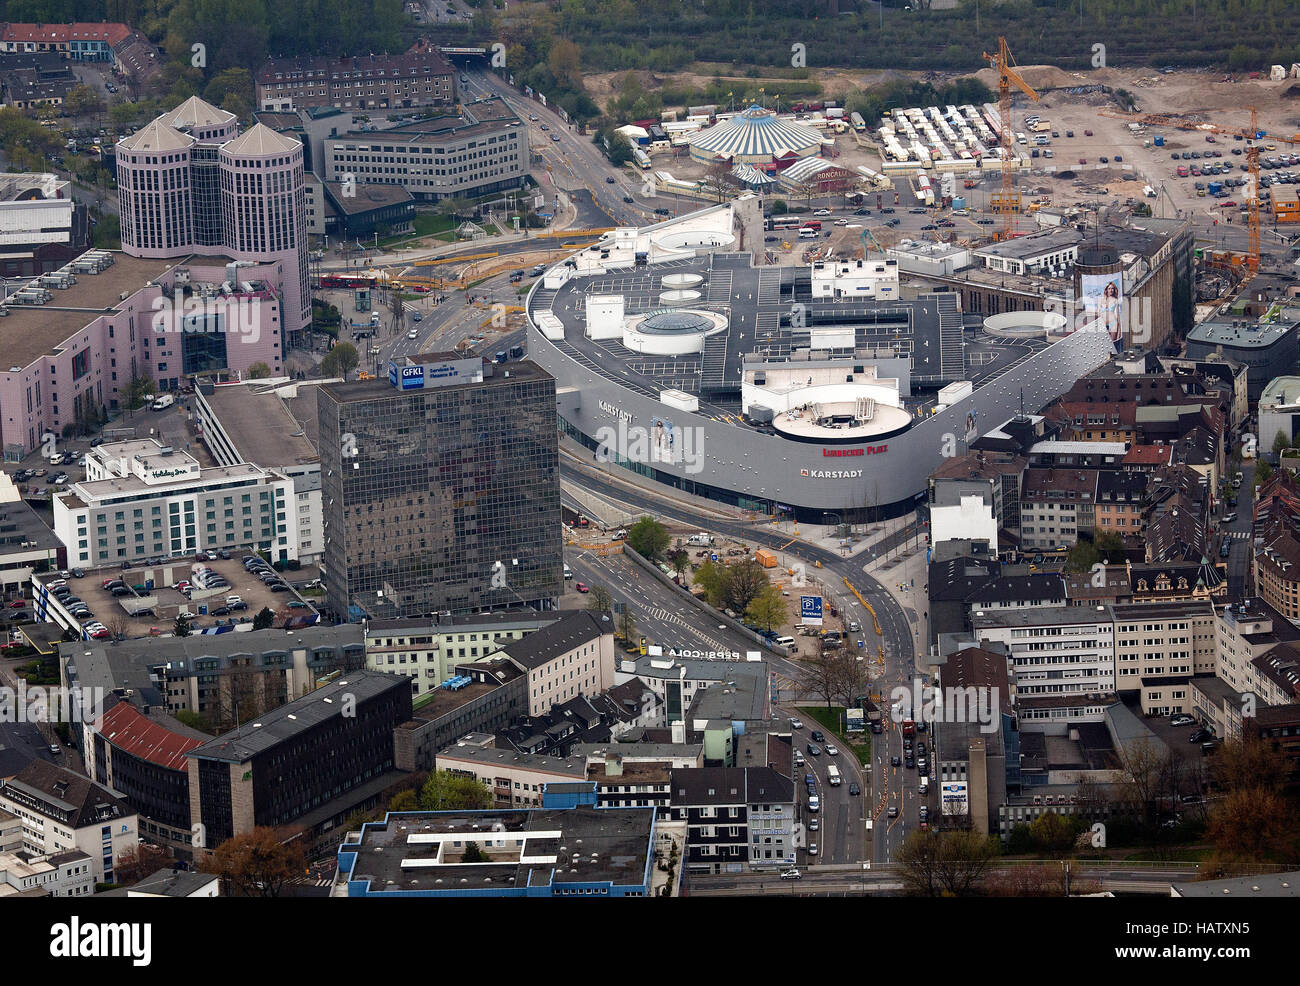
[561,548,755,657]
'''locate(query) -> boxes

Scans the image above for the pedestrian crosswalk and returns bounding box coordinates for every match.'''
[1224,530,1251,540]
[643,605,731,653]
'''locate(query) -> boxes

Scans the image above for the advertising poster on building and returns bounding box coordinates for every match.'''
[964,405,978,443]
[1080,271,1124,342]
[941,780,969,816]
[649,416,676,463]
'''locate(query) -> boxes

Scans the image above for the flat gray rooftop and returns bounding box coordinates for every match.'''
[344,806,653,892]
[0,253,175,367]
[204,382,320,467]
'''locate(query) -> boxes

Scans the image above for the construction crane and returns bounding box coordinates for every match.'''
[860,226,888,258]
[982,37,1039,240]
[1098,106,1300,276]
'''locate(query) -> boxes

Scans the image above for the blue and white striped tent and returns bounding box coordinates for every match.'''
[731,163,776,189]
[688,105,822,165]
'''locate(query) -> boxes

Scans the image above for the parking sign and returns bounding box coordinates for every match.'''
[800,595,823,626]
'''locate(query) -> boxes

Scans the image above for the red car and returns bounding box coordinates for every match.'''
[1084,129,1093,136]
[8,599,25,608]
[1078,158,1087,165]
[575,582,590,593]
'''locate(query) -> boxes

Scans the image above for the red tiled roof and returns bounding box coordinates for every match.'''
[98,702,203,771]
[1124,444,1174,466]
[1,22,133,46]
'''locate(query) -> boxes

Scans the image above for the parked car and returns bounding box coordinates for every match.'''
[1170,714,1195,727]
[575,582,589,593]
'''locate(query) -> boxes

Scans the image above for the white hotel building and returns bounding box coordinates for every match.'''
[52,438,304,566]
[972,605,1116,701]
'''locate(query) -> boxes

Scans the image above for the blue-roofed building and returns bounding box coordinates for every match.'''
[688,105,822,166]
[337,804,657,897]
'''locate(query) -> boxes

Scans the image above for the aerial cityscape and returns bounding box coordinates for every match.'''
[0,0,1294,945]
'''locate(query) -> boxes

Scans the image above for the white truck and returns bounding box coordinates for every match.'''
[151,393,175,411]
[686,532,715,546]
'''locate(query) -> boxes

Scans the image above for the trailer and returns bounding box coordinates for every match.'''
[850,111,866,133]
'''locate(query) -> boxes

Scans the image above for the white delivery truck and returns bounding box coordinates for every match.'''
[151,393,175,411]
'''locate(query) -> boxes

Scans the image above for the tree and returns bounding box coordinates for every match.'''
[122,375,155,411]
[64,84,105,119]
[1275,430,1291,456]
[603,129,633,166]
[114,842,176,886]
[203,827,307,898]
[461,841,488,863]
[173,614,192,637]
[419,770,495,811]
[247,362,272,379]
[745,583,787,631]
[1117,738,1171,832]
[626,516,669,559]
[692,560,727,608]
[1255,459,1274,491]
[253,607,275,631]
[204,68,254,114]
[588,584,613,614]
[896,829,999,897]
[174,709,212,733]
[1212,736,1291,795]
[547,39,584,91]
[667,548,689,582]
[389,789,419,813]
[722,559,768,613]
[1028,811,1077,857]
[1094,530,1125,561]
[321,341,359,379]
[1205,788,1300,873]
[618,607,637,645]
[1065,539,1100,573]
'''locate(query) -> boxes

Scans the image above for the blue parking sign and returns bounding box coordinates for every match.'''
[800,595,823,626]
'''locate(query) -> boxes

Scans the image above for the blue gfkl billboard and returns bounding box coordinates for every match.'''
[800,595,823,625]
[389,361,425,390]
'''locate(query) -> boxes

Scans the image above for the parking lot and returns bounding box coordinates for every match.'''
[47,556,316,638]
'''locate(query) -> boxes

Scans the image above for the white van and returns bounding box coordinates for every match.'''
[563,564,573,580]
[918,776,929,795]
[151,393,175,411]
[774,635,796,646]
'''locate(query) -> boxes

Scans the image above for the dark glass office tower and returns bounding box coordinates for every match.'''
[318,354,561,621]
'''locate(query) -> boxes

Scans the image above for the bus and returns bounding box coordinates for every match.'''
[632,147,652,170]
[767,216,801,231]
[320,274,376,290]
[826,764,842,787]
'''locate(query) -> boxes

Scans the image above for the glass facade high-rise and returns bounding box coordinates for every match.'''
[317,355,561,622]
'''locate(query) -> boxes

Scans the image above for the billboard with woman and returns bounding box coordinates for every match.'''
[1080,272,1123,342]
